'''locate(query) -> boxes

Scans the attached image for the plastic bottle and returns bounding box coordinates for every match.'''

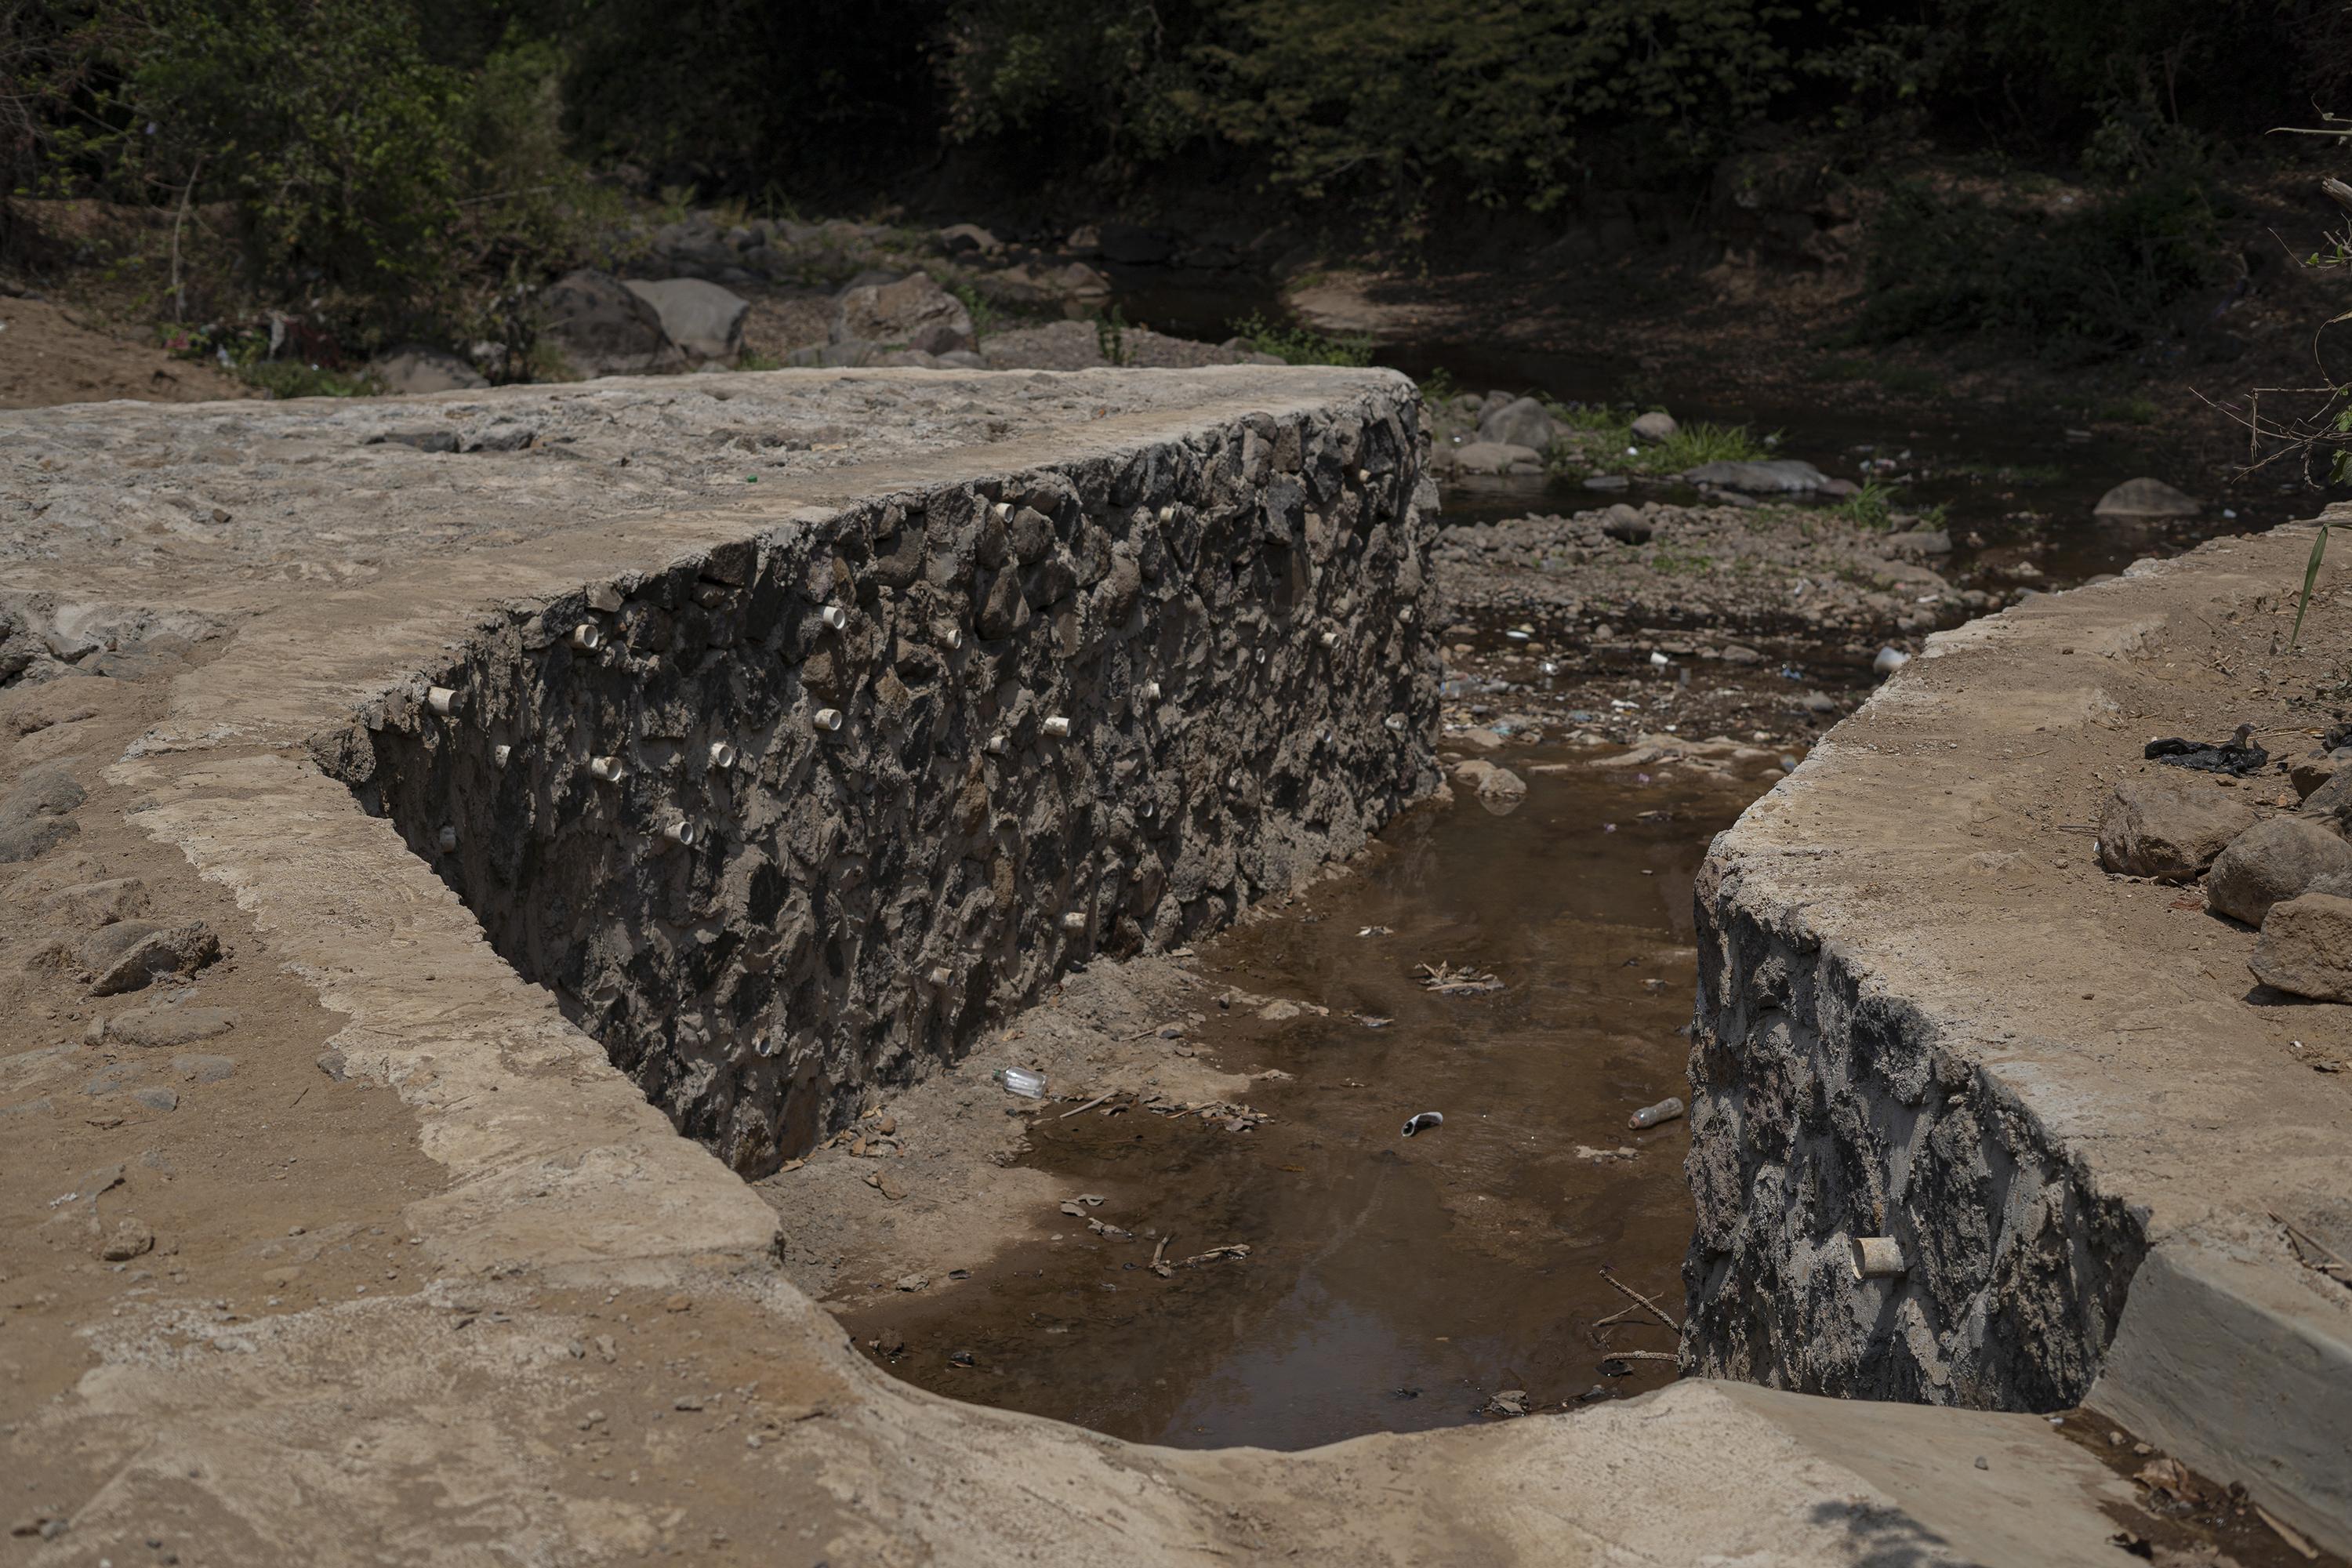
[1628,1096,1685,1130]
[996,1067,1045,1099]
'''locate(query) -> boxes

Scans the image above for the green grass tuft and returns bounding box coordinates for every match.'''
[1231,311,1375,367]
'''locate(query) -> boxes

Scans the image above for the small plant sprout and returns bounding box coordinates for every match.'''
[426,685,459,714]
[589,756,626,782]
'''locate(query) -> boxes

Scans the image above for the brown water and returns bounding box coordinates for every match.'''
[839,757,1759,1450]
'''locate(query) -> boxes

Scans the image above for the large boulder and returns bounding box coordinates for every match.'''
[537,270,685,379]
[2251,891,2352,1000]
[2205,817,2352,925]
[2298,764,2352,832]
[832,272,974,356]
[1478,396,1559,452]
[1631,411,1679,443]
[1448,441,1546,476]
[622,278,750,363]
[2092,477,2200,519]
[368,346,487,394]
[2096,775,2259,881]
[1682,459,1846,494]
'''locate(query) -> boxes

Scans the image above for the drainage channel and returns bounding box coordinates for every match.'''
[833,757,1762,1449]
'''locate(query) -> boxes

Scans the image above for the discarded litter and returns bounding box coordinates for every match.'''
[1628,1096,1684,1130]
[1400,1111,1443,1138]
[995,1067,1045,1099]
[1849,1236,1907,1279]
[1357,925,1392,937]
[2145,723,2267,776]
[1872,646,1911,677]
[1417,962,1505,996]
[1648,652,1670,667]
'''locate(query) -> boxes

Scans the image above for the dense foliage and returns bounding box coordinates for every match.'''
[5,0,2348,354]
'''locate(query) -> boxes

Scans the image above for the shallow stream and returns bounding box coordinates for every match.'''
[840,760,1755,1449]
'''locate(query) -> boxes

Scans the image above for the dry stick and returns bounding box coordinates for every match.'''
[169,154,204,322]
[1604,1350,1679,1363]
[1058,1091,1116,1120]
[1599,1269,1684,1334]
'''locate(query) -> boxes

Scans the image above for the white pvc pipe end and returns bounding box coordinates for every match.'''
[426,685,459,715]
[813,708,844,733]
[1850,1237,1907,1279]
[590,755,626,782]
[1320,630,1340,648]
[1043,716,1071,739]
[662,818,698,847]
[708,739,737,770]
[991,501,1012,521]
[985,735,1007,755]
[821,605,849,630]
[572,623,601,651]
[942,626,962,650]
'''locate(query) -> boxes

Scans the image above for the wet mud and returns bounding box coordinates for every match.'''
[837,759,1760,1450]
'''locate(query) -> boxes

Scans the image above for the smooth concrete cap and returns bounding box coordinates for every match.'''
[1708,519,2352,1551]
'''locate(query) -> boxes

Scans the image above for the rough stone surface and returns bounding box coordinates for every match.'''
[100,1003,238,1048]
[832,271,975,357]
[539,269,687,378]
[1631,411,1678,443]
[2205,816,2352,926]
[1445,441,1544,475]
[1686,522,2352,1552]
[2093,477,2201,518]
[89,919,220,995]
[1682,458,1837,493]
[1476,396,1557,452]
[362,401,1437,1175]
[2250,891,2352,1001]
[38,876,149,927]
[2094,775,2258,880]
[623,278,750,362]
[2298,760,2352,831]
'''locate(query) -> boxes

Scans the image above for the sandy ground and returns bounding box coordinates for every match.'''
[0,294,250,410]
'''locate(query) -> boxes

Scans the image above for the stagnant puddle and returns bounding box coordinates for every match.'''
[838,757,1766,1449]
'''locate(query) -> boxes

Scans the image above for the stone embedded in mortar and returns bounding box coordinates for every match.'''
[2250,891,2352,1001]
[2205,817,2352,927]
[2095,776,2258,882]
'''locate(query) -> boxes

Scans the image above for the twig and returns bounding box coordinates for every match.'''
[1058,1091,1116,1120]
[1602,1349,1679,1363]
[1599,1268,1684,1334]
[289,1084,309,1110]
[169,154,204,321]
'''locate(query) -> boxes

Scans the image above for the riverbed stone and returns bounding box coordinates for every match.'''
[539,270,687,378]
[832,271,974,356]
[2092,477,2200,519]
[2205,817,2352,926]
[2249,892,2352,1000]
[90,920,221,996]
[1631,411,1678,443]
[622,278,750,363]
[2296,763,2352,831]
[2095,776,2258,881]
[1449,441,1544,475]
[38,877,151,928]
[1478,397,1558,452]
[1682,458,1841,494]
[368,346,487,394]
[101,1002,238,1048]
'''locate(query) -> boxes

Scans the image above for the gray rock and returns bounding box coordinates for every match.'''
[2092,477,2200,519]
[935,223,1001,258]
[2,760,85,822]
[2096,777,2259,882]
[99,1218,155,1260]
[316,1047,349,1081]
[0,816,78,862]
[368,346,487,394]
[129,1086,179,1112]
[1880,528,1953,557]
[1477,396,1558,452]
[1449,441,1544,476]
[77,920,161,972]
[833,272,974,356]
[2297,763,2352,832]
[366,429,459,454]
[1600,504,1653,545]
[2205,817,2352,925]
[1682,459,1838,494]
[91,920,221,996]
[463,422,536,454]
[2289,750,2352,801]
[2250,891,2352,1000]
[1630,411,1678,443]
[100,1002,238,1048]
[622,278,750,363]
[172,1053,238,1083]
[538,270,687,379]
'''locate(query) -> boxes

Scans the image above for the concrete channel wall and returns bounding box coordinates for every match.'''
[1680,524,2352,1552]
[343,405,1439,1174]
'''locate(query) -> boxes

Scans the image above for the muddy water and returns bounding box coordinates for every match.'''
[839,759,1759,1450]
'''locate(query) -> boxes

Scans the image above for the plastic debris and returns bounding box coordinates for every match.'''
[1849,1236,1907,1279]
[1873,646,1911,677]
[995,1067,1045,1099]
[1628,1096,1684,1130]
[2145,724,2267,775]
[1400,1111,1443,1138]
[1417,962,1504,996]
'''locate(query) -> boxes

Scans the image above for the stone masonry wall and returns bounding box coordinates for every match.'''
[326,391,1437,1176]
[1682,851,2149,1410]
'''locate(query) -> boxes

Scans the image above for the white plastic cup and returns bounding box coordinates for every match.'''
[813,708,844,732]
[991,501,1012,521]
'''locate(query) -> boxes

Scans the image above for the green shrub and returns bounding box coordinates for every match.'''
[1229,310,1374,367]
